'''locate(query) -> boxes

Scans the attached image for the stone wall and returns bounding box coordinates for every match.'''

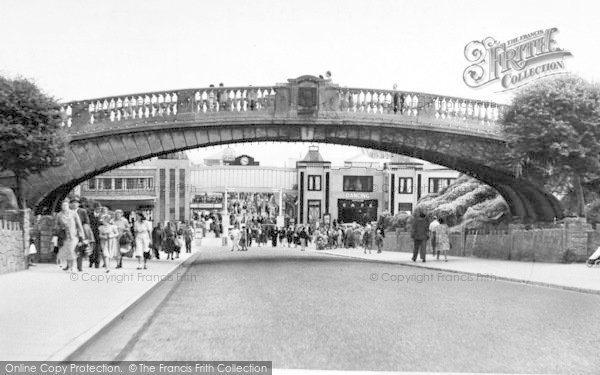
[0,210,29,274]
[31,215,56,262]
[383,219,591,263]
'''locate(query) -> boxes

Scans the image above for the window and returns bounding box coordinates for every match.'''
[398,203,413,213]
[428,178,456,193]
[308,175,321,191]
[126,178,136,190]
[343,176,373,192]
[99,178,112,190]
[147,177,154,190]
[114,178,123,190]
[87,178,97,190]
[308,200,321,222]
[398,177,413,194]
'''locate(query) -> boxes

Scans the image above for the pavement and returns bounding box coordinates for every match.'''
[311,247,600,295]
[0,247,197,361]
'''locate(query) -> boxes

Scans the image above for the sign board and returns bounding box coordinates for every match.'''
[276,215,285,228]
[190,203,223,209]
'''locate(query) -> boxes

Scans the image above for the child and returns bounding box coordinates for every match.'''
[51,233,60,267]
[27,238,37,268]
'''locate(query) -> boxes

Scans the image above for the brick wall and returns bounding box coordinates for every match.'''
[0,210,29,274]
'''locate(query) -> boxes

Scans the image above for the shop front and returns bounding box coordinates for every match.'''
[337,198,378,225]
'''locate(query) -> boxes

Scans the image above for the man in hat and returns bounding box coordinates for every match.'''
[69,195,89,226]
[68,195,91,271]
[88,201,103,268]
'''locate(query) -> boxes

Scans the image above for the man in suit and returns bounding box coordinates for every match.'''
[87,201,103,268]
[69,195,91,271]
[411,211,430,262]
[151,222,165,259]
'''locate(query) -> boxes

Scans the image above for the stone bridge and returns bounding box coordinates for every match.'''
[10,75,562,221]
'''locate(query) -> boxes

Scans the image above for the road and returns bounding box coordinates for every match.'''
[76,246,600,373]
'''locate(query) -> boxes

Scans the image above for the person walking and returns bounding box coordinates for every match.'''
[113,209,131,269]
[434,217,450,261]
[88,202,103,268]
[199,216,206,238]
[270,226,278,247]
[133,213,152,269]
[151,222,165,259]
[230,226,241,252]
[69,195,91,271]
[98,214,118,272]
[184,223,194,253]
[429,216,440,256]
[299,226,309,251]
[411,211,429,262]
[375,229,384,253]
[175,224,184,259]
[286,226,294,248]
[27,238,37,268]
[54,200,84,272]
[362,225,372,254]
[164,222,176,260]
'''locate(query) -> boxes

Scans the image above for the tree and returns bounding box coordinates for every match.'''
[503,75,600,217]
[0,76,66,209]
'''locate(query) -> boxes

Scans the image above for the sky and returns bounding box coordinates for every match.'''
[1,0,597,166]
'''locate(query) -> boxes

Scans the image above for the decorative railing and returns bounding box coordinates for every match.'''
[334,87,503,125]
[59,86,278,128]
[58,81,506,136]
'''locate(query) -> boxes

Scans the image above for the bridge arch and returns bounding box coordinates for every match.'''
[5,75,563,221]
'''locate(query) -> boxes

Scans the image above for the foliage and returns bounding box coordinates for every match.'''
[585,199,600,224]
[0,75,66,207]
[502,75,600,216]
[414,175,509,229]
[381,211,412,231]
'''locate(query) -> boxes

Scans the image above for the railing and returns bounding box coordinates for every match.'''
[334,87,503,126]
[58,82,505,136]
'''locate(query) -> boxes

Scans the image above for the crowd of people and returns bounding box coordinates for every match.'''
[225,218,386,254]
[51,195,196,272]
[50,195,451,270]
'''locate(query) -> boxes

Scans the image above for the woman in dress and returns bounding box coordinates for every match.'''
[98,214,118,272]
[435,217,450,262]
[133,213,152,269]
[54,200,84,271]
[113,209,131,268]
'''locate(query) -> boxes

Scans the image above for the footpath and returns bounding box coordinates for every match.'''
[312,248,600,295]
[0,249,198,361]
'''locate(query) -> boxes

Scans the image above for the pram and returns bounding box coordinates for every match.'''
[587,247,600,267]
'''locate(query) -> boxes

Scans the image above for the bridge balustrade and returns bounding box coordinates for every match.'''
[58,83,506,138]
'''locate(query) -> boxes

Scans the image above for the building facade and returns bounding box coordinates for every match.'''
[79,147,459,226]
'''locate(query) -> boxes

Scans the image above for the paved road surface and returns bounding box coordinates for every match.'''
[87,246,600,373]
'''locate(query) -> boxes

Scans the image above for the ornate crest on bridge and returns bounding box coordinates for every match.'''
[287,75,338,116]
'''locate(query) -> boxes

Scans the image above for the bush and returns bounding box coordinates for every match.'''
[585,200,600,223]
[415,176,509,229]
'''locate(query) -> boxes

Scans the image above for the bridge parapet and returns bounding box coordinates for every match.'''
[58,75,506,138]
